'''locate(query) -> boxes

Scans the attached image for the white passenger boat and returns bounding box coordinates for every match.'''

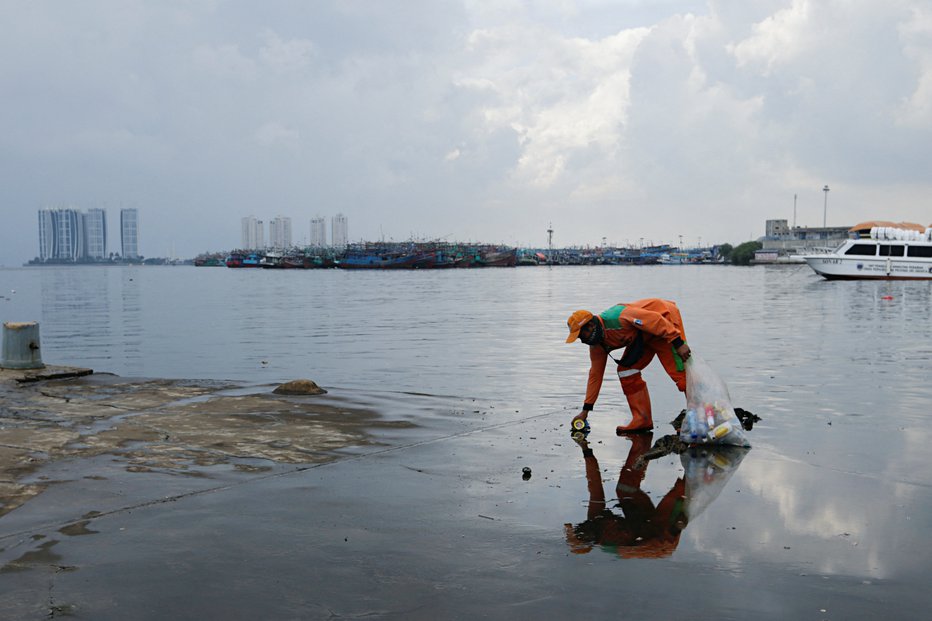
[804,222,932,280]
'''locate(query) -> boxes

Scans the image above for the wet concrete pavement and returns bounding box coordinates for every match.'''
[2,367,930,620]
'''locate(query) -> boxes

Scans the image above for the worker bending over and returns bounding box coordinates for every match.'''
[565,299,691,433]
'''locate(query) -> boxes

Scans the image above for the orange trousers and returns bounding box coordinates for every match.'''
[617,304,686,424]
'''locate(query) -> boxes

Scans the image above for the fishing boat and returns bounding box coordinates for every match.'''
[658,252,689,265]
[259,252,284,268]
[195,254,225,267]
[241,253,262,267]
[475,246,517,267]
[301,254,336,269]
[411,250,438,269]
[517,251,539,266]
[337,244,421,269]
[803,222,932,280]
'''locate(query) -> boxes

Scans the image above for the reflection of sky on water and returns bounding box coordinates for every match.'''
[2,264,932,592]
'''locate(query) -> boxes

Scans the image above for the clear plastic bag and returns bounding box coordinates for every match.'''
[681,445,750,520]
[679,354,751,447]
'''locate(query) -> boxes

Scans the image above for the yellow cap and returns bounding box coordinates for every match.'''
[565,310,594,343]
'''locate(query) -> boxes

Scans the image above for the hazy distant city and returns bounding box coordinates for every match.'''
[27,208,353,266]
[27,205,861,269]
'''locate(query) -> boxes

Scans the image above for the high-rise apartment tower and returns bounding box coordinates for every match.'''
[310,217,327,247]
[269,216,292,250]
[120,208,139,259]
[331,213,348,249]
[84,208,107,259]
[241,216,265,250]
[37,208,84,261]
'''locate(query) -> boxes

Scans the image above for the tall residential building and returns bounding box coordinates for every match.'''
[84,208,107,259]
[120,208,139,259]
[331,213,348,249]
[37,208,84,261]
[309,217,327,247]
[269,216,293,250]
[241,216,265,250]
[38,209,55,260]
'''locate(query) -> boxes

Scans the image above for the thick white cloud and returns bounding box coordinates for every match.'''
[728,0,812,74]
[1,0,930,263]
[459,24,649,187]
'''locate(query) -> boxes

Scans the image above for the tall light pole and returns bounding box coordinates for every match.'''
[822,185,830,228]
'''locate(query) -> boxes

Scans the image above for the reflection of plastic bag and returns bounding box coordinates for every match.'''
[681,445,750,520]
[679,355,751,447]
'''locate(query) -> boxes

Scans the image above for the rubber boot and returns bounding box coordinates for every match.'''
[618,432,653,490]
[616,384,654,434]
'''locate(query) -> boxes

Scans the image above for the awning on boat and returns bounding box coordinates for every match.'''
[849,220,926,233]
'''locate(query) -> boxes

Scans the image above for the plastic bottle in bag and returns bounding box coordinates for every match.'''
[680,408,710,444]
[708,420,733,441]
[695,412,709,440]
[688,410,702,442]
[683,409,696,439]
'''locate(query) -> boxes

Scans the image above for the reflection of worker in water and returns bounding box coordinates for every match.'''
[565,299,691,433]
[565,433,687,558]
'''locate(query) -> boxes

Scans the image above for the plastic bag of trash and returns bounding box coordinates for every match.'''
[679,355,751,447]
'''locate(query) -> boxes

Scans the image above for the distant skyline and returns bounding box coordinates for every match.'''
[35,206,139,262]
[2,1,931,265]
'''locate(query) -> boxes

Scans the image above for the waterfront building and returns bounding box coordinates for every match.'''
[37,207,84,261]
[755,219,851,263]
[310,217,327,247]
[332,213,348,249]
[765,219,790,237]
[241,216,265,250]
[269,216,292,250]
[120,208,139,259]
[84,208,107,259]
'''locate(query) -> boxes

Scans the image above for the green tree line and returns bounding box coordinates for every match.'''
[717,241,762,265]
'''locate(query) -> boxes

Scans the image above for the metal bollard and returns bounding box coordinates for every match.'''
[2,321,46,370]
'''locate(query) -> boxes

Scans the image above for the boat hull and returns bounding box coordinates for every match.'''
[805,256,932,280]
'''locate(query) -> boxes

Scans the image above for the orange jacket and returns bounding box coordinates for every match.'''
[583,299,686,408]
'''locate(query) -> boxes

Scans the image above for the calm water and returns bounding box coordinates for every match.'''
[2,264,932,617]
[3,264,931,414]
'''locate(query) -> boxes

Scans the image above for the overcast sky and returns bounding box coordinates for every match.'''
[2,0,931,264]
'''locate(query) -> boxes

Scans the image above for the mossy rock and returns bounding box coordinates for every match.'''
[273,379,327,396]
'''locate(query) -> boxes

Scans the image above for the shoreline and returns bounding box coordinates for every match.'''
[0,367,408,520]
